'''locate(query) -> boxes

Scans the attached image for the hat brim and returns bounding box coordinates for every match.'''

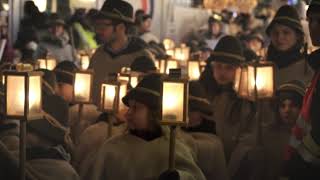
[122,88,160,109]
[266,19,303,36]
[94,11,134,24]
[211,52,244,66]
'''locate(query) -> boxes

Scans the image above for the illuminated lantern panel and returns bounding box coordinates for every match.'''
[161,79,188,125]
[74,72,93,103]
[163,38,175,50]
[101,84,118,112]
[188,61,201,80]
[165,60,179,74]
[38,59,47,69]
[118,83,128,112]
[5,72,43,120]
[46,58,57,70]
[80,55,90,70]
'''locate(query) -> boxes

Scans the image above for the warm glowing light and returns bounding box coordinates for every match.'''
[80,55,90,70]
[32,0,47,12]
[163,38,175,50]
[162,82,184,122]
[74,72,92,103]
[166,60,179,74]
[101,84,117,111]
[188,61,201,80]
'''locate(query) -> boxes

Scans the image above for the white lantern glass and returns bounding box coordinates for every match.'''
[46,58,57,70]
[162,82,185,123]
[234,67,241,93]
[160,60,166,74]
[74,72,93,103]
[188,61,201,80]
[130,76,139,88]
[247,63,274,100]
[163,38,175,50]
[28,76,42,115]
[166,60,179,74]
[166,49,175,57]
[6,76,25,116]
[80,55,90,70]
[118,83,128,112]
[101,84,118,111]
[38,59,46,69]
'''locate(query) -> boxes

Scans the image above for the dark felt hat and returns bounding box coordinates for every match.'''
[307,0,320,16]
[42,94,69,127]
[54,61,78,85]
[122,73,161,110]
[130,56,157,73]
[49,13,65,26]
[266,5,303,35]
[276,80,306,107]
[95,0,134,24]
[189,81,212,116]
[209,35,245,66]
[35,69,57,95]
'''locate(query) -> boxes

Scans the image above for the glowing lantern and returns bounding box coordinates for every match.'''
[174,44,190,61]
[161,69,189,125]
[163,38,175,50]
[165,60,179,74]
[4,71,43,120]
[80,54,90,70]
[188,61,201,80]
[234,61,274,101]
[37,58,57,70]
[100,79,128,113]
[73,70,94,103]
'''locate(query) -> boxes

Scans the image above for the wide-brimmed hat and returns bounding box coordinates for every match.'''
[209,35,245,66]
[266,5,303,35]
[95,0,134,24]
[276,80,306,107]
[54,61,78,85]
[122,73,161,110]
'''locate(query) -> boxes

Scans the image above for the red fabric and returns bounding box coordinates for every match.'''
[142,0,148,12]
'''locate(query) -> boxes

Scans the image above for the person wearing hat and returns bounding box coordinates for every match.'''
[285,1,320,179]
[266,5,313,87]
[138,14,160,44]
[260,80,305,180]
[39,13,74,62]
[199,36,258,177]
[200,14,226,50]
[54,61,101,144]
[89,0,154,107]
[130,56,157,73]
[179,81,229,180]
[88,74,206,180]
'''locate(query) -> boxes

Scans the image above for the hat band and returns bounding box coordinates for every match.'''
[189,95,210,105]
[212,51,245,62]
[135,87,160,96]
[278,84,305,96]
[99,10,134,23]
[54,69,75,77]
[274,16,301,25]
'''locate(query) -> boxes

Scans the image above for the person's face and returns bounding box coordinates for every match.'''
[270,24,298,51]
[57,83,74,103]
[279,99,300,126]
[307,12,320,46]
[189,111,202,127]
[95,19,117,44]
[248,38,263,53]
[50,24,64,37]
[210,22,221,36]
[125,100,150,130]
[212,61,237,85]
[141,18,152,32]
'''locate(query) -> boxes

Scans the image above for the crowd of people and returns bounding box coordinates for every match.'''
[0,0,320,179]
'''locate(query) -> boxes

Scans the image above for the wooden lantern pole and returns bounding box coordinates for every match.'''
[19,120,26,180]
[168,125,177,171]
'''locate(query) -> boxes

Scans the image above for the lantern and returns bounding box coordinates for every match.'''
[100,79,128,113]
[159,59,166,74]
[163,38,175,50]
[4,71,43,120]
[80,54,90,70]
[73,70,94,104]
[37,58,57,70]
[165,60,179,74]
[161,69,189,125]
[174,44,190,61]
[234,61,274,101]
[16,63,34,72]
[188,60,201,80]
[118,68,144,88]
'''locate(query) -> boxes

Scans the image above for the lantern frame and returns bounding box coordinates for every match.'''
[73,70,94,104]
[160,74,189,126]
[3,71,43,120]
[37,58,57,70]
[100,80,123,113]
[235,61,275,101]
